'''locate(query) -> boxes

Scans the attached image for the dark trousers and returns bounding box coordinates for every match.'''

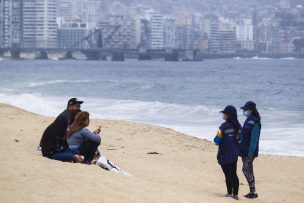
[242,156,256,193]
[50,151,75,162]
[79,140,100,163]
[221,162,239,195]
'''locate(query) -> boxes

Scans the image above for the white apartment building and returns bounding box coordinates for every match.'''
[0,0,22,48]
[23,0,58,48]
[236,19,253,41]
[150,13,164,49]
[236,18,254,50]
[219,18,236,53]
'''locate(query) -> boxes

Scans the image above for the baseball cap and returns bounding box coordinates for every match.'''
[220,105,237,114]
[67,98,83,107]
[241,101,256,111]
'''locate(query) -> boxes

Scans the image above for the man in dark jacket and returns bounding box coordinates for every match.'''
[40,98,83,161]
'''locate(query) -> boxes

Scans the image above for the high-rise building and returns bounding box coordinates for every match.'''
[23,0,58,48]
[0,0,3,48]
[270,27,282,54]
[57,0,102,28]
[205,16,221,53]
[22,0,36,48]
[57,0,74,20]
[82,0,102,27]
[150,13,164,49]
[134,7,155,49]
[219,18,236,54]
[0,0,22,49]
[175,21,192,49]
[236,19,254,51]
[0,5,2,49]
[134,16,150,49]
[164,17,176,48]
[0,0,8,48]
[258,26,270,53]
[236,19,253,41]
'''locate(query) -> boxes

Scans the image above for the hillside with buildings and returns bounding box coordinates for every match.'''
[1,0,304,58]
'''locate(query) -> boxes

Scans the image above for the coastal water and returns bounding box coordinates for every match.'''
[0,58,303,156]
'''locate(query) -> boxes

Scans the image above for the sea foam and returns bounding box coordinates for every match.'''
[0,92,303,157]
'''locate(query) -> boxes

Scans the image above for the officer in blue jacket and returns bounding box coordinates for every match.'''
[214,105,241,200]
[240,101,261,199]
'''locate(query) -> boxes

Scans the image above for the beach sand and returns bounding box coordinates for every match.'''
[0,103,303,203]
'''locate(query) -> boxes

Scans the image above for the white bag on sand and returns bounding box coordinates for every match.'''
[96,155,132,176]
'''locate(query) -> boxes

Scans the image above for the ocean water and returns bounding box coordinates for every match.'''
[0,58,303,156]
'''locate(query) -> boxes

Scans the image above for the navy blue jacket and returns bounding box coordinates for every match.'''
[214,122,241,166]
[240,115,261,157]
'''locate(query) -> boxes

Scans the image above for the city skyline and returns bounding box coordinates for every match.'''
[0,0,304,58]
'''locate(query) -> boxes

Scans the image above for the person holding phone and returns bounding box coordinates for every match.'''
[66,111,101,164]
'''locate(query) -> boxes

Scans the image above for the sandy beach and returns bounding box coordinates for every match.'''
[0,103,303,203]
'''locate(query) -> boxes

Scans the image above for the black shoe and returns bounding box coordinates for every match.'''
[232,195,239,200]
[244,192,258,199]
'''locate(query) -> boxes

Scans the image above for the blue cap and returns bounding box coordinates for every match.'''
[241,101,256,111]
[220,105,237,115]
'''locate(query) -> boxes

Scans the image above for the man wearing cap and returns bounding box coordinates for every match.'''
[240,101,261,199]
[39,98,83,162]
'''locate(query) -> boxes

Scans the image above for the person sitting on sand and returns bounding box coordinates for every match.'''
[239,101,261,199]
[66,111,101,164]
[39,98,84,162]
[214,105,241,200]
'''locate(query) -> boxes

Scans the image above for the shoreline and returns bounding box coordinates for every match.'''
[0,103,303,203]
[0,101,302,158]
[1,55,304,60]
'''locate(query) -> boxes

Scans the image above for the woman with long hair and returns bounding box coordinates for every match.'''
[239,101,261,199]
[214,105,241,200]
[66,111,101,164]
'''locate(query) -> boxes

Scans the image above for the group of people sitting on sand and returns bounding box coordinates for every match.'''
[40,98,101,164]
[214,101,261,200]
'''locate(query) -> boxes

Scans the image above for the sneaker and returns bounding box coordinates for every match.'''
[232,195,239,200]
[244,192,258,199]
